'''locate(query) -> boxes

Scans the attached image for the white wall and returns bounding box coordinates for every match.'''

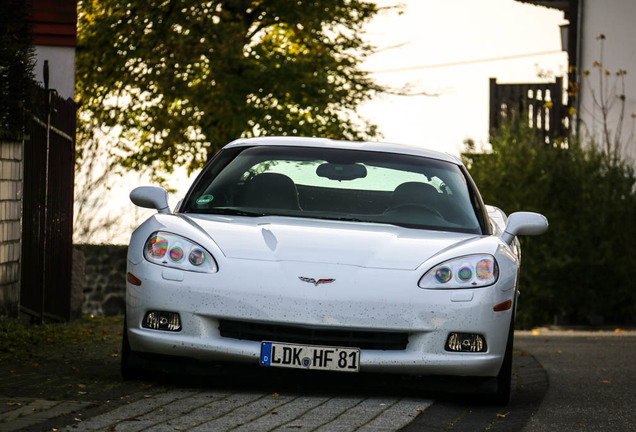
[32,45,76,101]
[579,0,636,163]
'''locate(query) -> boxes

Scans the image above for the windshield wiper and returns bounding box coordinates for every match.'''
[194,208,267,217]
[321,216,368,223]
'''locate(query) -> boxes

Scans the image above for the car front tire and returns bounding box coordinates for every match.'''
[489,319,514,405]
[121,317,143,380]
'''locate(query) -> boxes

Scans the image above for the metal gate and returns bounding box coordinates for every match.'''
[20,85,75,322]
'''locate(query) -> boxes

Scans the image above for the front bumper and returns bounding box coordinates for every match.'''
[126,258,515,377]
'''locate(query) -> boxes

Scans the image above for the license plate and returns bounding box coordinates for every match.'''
[260,341,360,372]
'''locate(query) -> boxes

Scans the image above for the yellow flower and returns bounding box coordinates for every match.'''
[569,107,577,116]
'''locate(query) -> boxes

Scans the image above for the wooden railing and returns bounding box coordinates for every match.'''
[489,77,568,145]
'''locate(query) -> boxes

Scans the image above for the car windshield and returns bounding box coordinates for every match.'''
[182,145,483,234]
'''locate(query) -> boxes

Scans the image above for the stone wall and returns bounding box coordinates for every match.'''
[0,140,23,318]
[76,244,128,317]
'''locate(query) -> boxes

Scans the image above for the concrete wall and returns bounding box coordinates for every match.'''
[579,0,636,163]
[0,141,23,318]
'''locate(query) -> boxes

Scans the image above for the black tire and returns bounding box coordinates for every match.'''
[121,317,142,380]
[490,319,514,405]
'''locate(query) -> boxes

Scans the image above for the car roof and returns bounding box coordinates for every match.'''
[223,136,462,166]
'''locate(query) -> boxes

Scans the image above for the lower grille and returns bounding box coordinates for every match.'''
[218,319,409,350]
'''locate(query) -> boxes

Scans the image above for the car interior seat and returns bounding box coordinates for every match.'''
[388,181,439,209]
[242,173,302,210]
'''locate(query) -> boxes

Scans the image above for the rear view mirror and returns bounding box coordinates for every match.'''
[316,163,367,181]
[130,186,171,214]
[501,212,548,245]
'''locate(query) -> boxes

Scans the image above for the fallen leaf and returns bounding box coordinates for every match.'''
[521,351,528,356]
[555,350,562,354]
[77,384,86,388]
[31,363,39,368]
[497,412,509,418]
[531,329,540,335]
[615,328,626,333]
[272,393,279,397]
[416,408,424,413]
[601,380,610,384]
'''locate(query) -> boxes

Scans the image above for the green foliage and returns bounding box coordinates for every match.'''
[463,122,636,328]
[0,0,35,138]
[77,0,385,176]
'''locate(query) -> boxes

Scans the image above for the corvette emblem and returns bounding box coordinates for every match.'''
[298,277,335,286]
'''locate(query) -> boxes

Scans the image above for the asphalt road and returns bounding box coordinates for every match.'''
[516,329,636,432]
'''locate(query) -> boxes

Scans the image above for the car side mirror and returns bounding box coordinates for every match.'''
[130,186,171,214]
[501,212,548,245]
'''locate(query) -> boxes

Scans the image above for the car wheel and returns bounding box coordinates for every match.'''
[490,319,514,405]
[121,317,142,380]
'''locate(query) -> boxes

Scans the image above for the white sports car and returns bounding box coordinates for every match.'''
[123,136,547,403]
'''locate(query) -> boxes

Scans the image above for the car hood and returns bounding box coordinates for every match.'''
[180,214,481,270]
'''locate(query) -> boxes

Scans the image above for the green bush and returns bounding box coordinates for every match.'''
[463,122,636,328]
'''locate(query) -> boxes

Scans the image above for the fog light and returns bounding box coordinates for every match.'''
[445,332,487,352]
[143,311,182,331]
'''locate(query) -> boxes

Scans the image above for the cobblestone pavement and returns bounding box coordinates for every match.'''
[54,390,428,432]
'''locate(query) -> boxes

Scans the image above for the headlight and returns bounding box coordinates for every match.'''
[419,254,498,289]
[143,231,218,273]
